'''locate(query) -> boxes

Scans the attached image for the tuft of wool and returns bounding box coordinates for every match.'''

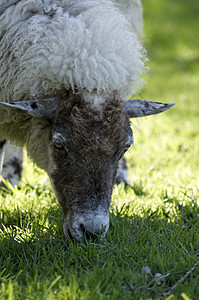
[113,0,143,38]
[0,0,146,102]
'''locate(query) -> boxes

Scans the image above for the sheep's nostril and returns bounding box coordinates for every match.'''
[80,223,85,233]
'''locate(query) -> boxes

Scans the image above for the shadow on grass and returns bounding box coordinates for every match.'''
[0,195,198,255]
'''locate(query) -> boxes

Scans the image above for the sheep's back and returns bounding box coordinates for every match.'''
[0,0,146,102]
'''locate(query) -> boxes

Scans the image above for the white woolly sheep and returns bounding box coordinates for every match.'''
[0,0,175,241]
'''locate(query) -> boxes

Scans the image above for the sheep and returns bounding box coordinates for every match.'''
[0,0,175,241]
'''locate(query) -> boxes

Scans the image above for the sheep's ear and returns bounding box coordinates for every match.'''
[0,97,61,118]
[124,99,176,118]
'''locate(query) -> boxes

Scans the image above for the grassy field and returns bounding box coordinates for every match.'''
[0,0,199,299]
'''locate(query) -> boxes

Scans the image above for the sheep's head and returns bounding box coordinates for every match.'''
[0,92,175,241]
[49,93,133,241]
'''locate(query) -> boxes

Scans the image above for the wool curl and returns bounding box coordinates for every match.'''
[0,0,147,102]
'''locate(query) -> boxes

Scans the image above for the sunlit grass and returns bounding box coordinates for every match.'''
[0,0,199,299]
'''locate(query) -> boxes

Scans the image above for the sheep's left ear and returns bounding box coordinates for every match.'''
[124,99,176,118]
[0,97,61,118]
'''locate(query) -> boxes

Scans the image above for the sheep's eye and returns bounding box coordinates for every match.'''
[54,141,65,150]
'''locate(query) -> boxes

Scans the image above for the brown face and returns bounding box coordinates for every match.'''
[48,94,133,241]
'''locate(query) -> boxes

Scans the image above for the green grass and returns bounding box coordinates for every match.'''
[1,0,199,299]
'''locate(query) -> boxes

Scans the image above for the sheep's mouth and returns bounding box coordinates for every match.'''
[67,226,102,242]
[67,228,74,240]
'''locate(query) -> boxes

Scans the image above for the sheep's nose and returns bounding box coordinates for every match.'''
[64,212,109,242]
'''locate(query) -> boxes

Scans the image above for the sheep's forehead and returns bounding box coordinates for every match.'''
[53,96,131,154]
[83,92,106,107]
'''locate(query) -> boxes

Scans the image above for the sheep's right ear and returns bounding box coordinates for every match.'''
[124,99,176,118]
[0,97,61,118]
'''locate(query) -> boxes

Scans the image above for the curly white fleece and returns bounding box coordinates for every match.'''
[0,0,146,102]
